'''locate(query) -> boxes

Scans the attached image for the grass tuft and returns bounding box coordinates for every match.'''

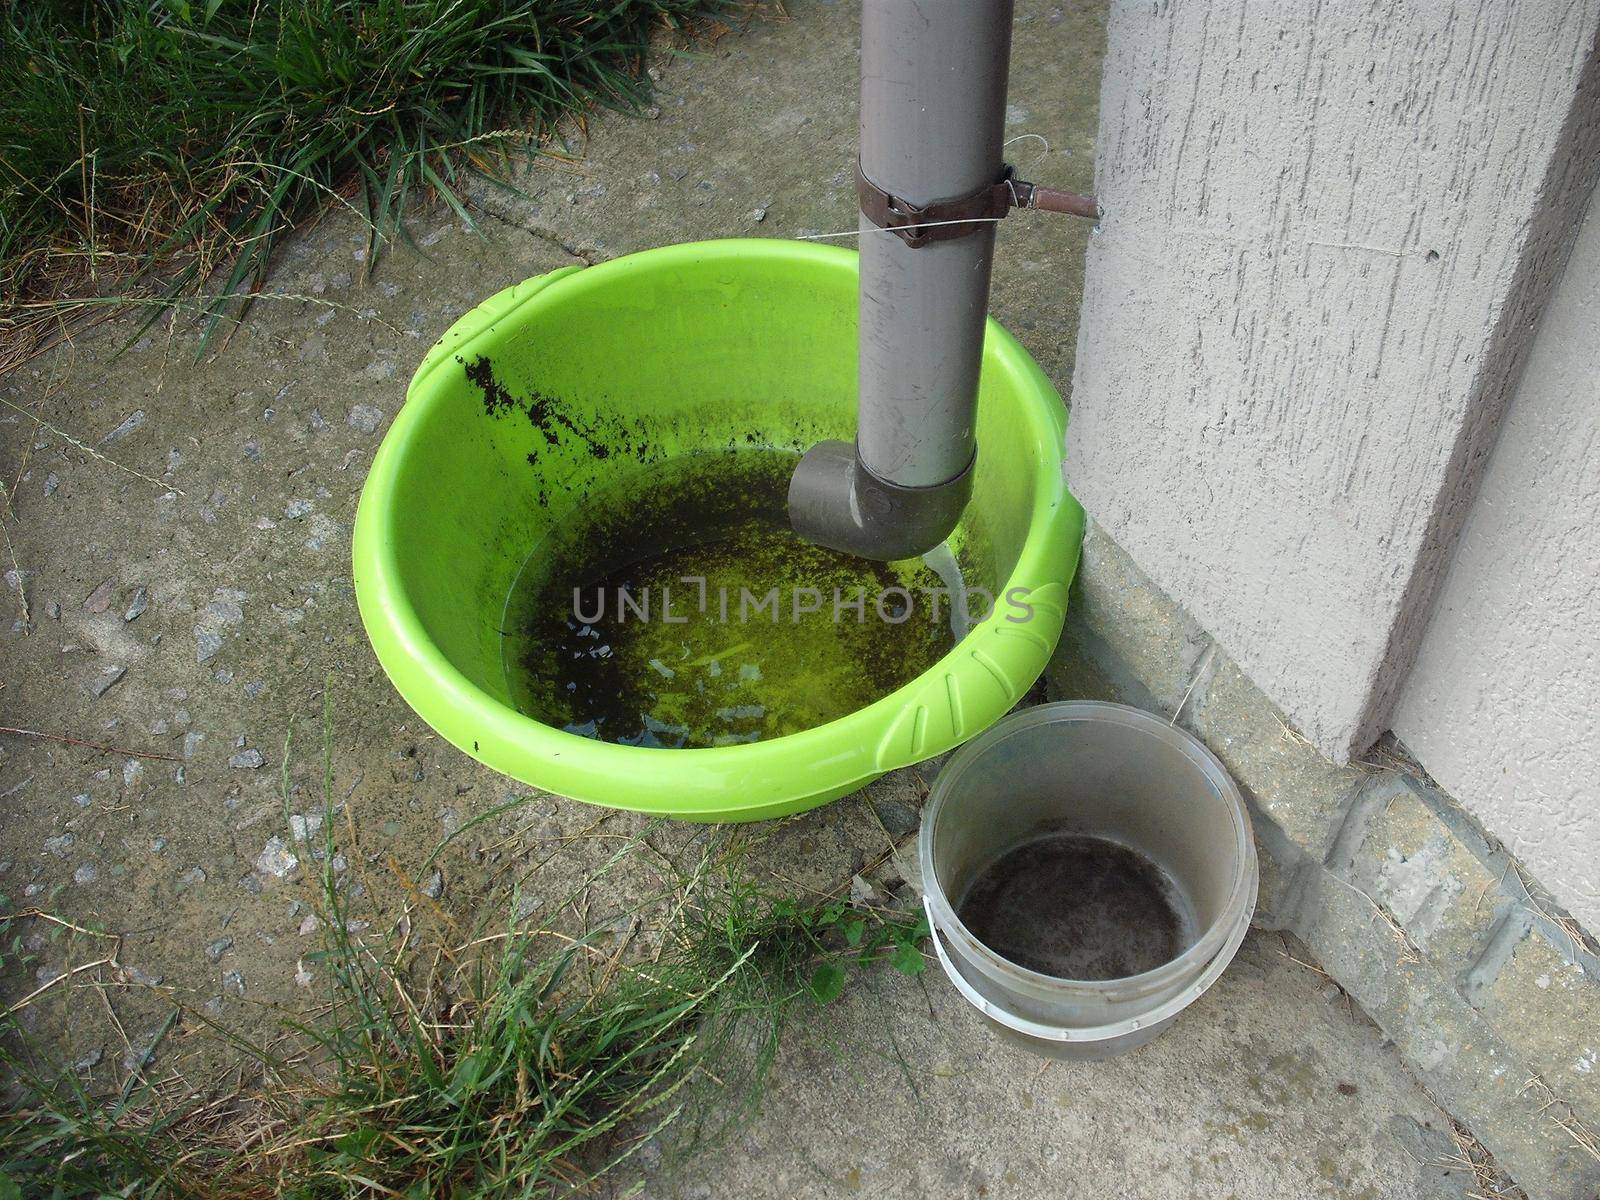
[0,721,927,1197]
[0,0,736,360]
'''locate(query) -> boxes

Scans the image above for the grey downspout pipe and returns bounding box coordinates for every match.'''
[788,0,1016,561]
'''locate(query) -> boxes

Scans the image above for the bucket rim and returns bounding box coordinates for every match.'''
[918,700,1258,997]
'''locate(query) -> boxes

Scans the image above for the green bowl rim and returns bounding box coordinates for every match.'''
[352,237,1081,819]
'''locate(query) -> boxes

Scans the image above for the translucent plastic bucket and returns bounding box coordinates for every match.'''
[920,702,1257,1060]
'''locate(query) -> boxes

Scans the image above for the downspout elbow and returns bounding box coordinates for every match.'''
[787,439,974,561]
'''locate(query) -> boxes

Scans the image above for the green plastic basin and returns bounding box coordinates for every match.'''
[353,239,1084,821]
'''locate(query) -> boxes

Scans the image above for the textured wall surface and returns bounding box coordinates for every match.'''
[1067,0,1600,760]
[1395,190,1600,934]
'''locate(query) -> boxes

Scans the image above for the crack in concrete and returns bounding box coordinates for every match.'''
[467,199,600,266]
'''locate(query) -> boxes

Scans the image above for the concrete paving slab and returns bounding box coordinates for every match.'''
[644,930,1478,1200]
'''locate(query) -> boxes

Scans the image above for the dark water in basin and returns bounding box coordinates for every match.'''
[501,449,963,748]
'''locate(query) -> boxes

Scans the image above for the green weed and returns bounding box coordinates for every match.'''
[1,0,737,357]
[0,728,928,1197]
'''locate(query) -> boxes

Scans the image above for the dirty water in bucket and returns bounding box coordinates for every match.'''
[500,449,965,748]
[956,833,1197,980]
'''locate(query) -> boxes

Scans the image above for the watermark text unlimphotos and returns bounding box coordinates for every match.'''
[571,576,1037,625]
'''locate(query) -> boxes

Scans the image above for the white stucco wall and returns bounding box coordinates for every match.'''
[1394,189,1600,935]
[1067,0,1600,761]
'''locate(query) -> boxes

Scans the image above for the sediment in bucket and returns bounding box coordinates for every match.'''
[920,701,1257,1061]
[956,832,1196,981]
